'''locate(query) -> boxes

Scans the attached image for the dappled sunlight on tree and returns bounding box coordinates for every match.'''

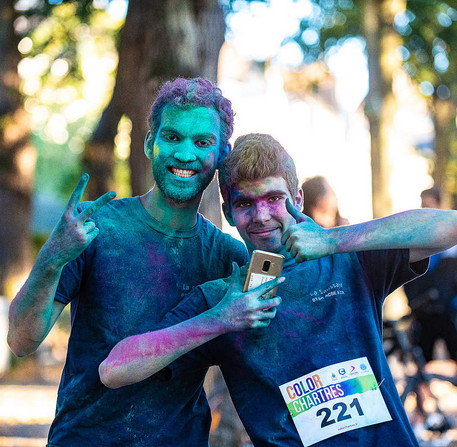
[0,0,35,299]
[17,2,122,199]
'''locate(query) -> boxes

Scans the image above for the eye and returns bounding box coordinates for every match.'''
[196,137,215,149]
[196,140,210,148]
[235,201,251,209]
[268,195,283,203]
[164,134,179,142]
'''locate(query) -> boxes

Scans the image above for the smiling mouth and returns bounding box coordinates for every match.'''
[169,167,198,178]
[249,227,279,237]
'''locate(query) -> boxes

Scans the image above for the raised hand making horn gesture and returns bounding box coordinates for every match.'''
[7,174,115,356]
[44,174,116,267]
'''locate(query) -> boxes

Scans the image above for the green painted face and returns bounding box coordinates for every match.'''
[148,105,222,204]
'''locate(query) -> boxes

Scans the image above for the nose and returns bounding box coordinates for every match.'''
[252,203,271,223]
[174,140,197,163]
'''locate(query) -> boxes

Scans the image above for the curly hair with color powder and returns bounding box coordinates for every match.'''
[148,77,234,150]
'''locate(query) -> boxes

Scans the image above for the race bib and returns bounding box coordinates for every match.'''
[279,357,391,447]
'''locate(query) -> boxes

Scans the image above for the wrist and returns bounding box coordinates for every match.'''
[203,306,233,335]
[324,227,339,255]
[35,245,66,275]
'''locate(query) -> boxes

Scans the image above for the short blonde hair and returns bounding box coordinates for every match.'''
[219,133,299,205]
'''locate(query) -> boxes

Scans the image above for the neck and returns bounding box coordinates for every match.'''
[248,246,293,260]
[140,187,201,230]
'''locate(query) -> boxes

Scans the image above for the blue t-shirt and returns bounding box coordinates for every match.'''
[47,197,248,447]
[163,249,427,447]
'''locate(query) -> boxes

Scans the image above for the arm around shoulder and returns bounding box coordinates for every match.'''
[99,268,283,389]
[329,209,457,262]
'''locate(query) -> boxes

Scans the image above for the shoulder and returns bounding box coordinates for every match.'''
[355,248,407,266]
[199,216,241,243]
[442,245,457,258]
[163,278,229,325]
[198,277,230,308]
[79,197,139,222]
[198,215,248,257]
[199,277,230,295]
[80,196,137,213]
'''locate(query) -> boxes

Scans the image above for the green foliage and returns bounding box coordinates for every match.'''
[399,1,457,100]
[287,0,457,103]
[15,1,124,200]
[287,0,363,66]
[32,131,83,199]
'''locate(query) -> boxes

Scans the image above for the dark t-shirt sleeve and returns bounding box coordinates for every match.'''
[157,281,227,375]
[54,255,85,304]
[160,287,211,327]
[356,248,428,302]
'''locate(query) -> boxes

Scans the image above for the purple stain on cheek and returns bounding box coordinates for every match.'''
[200,153,216,174]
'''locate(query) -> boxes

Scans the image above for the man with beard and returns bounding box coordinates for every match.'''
[7,78,250,447]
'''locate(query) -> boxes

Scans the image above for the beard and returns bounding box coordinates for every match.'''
[153,163,215,204]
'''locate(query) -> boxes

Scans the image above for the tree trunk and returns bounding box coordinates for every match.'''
[362,0,401,217]
[431,97,454,191]
[0,0,35,297]
[83,0,225,227]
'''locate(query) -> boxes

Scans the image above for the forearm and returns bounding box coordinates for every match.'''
[331,209,457,255]
[7,250,64,356]
[99,311,227,389]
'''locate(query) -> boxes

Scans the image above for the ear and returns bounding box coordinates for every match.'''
[222,202,235,227]
[294,187,304,211]
[144,131,154,160]
[217,143,231,168]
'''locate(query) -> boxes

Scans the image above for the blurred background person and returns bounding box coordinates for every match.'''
[301,175,349,228]
[403,186,457,363]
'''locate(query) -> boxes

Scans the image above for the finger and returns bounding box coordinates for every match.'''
[258,296,281,311]
[290,245,300,261]
[251,318,273,329]
[83,220,97,233]
[251,320,271,329]
[295,252,307,263]
[281,227,291,248]
[286,198,308,223]
[78,190,116,222]
[282,230,294,251]
[85,227,100,244]
[281,224,300,247]
[251,276,285,297]
[239,263,249,277]
[228,262,242,291]
[66,174,89,215]
[259,308,277,320]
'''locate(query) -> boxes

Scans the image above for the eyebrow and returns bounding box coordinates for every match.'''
[232,190,288,204]
[160,127,217,140]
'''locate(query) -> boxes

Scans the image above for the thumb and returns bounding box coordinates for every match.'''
[286,198,308,223]
[229,262,241,291]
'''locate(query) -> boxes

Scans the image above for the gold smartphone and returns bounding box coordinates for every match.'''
[243,250,285,299]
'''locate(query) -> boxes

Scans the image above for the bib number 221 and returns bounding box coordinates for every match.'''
[316,398,364,428]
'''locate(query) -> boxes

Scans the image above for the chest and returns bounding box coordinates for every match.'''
[218,261,383,382]
[75,230,233,339]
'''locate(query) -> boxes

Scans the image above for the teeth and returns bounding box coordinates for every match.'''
[171,168,196,178]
